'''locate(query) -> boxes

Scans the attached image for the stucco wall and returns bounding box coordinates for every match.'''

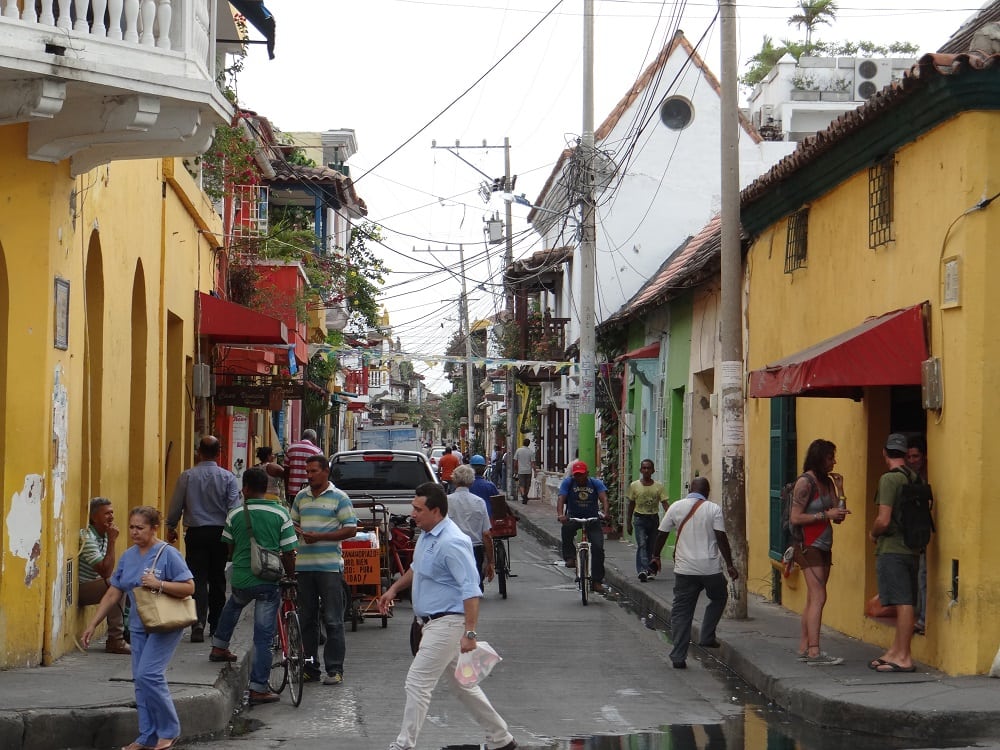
[744,111,1000,674]
[0,127,220,666]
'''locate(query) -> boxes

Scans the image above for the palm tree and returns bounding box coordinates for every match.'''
[787,0,838,45]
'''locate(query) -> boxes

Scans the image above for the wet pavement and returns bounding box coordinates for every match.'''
[2,493,1000,749]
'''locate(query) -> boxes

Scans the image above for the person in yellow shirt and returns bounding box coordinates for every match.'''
[626,459,669,582]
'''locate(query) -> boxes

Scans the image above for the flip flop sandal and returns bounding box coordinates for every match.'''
[868,658,889,670]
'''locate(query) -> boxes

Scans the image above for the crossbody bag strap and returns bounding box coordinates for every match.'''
[673,499,706,560]
[243,500,258,542]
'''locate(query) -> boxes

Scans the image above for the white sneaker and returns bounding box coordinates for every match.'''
[322,672,343,685]
[805,652,844,666]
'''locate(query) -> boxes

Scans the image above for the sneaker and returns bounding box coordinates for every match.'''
[591,582,605,594]
[564,558,576,569]
[638,572,648,582]
[646,573,656,581]
[303,669,322,682]
[805,652,844,666]
[671,659,687,669]
[190,625,205,643]
[322,672,343,685]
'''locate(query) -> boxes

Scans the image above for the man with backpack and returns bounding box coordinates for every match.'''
[869,433,931,673]
[557,460,610,593]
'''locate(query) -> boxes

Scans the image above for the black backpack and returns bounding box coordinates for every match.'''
[781,473,817,547]
[891,467,935,551]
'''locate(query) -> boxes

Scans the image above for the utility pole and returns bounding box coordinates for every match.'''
[414,245,477,453]
[503,136,517,497]
[719,0,748,617]
[578,0,597,472]
[430,138,515,488]
[458,243,476,453]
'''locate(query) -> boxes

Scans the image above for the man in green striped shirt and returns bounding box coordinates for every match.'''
[291,454,358,685]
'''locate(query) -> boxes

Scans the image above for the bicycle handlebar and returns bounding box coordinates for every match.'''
[568,516,603,524]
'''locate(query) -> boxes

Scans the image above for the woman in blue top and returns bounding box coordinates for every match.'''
[83,506,194,750]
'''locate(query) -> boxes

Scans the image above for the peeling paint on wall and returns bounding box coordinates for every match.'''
[50,366,69,639]
[6,474,44,586]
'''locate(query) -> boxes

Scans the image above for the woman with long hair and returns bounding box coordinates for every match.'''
[82,506,194,750]
[256,445,287,503]
[790,439,851,666]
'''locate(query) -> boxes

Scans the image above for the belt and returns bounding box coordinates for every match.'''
[418,611,463,624]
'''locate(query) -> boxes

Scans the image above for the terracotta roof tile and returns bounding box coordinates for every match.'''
[740,52,1000,208]
[269,160,368,215]
[938,2,1000,54]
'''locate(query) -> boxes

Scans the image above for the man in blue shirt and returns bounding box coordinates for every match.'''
[166,435,241,642]
[469,455,499,516]
[378,482,516,750]
[557,460,610,593]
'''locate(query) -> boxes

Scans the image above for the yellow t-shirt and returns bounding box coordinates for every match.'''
[627,480,668,515]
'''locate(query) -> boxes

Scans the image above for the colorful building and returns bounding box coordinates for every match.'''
[742,50,1000,675]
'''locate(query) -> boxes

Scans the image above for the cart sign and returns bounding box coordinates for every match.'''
[343,548,381,586]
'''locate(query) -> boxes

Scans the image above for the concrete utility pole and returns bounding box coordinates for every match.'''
[414,245,477,452]
[503,136,518,497]
[458,243,476,452]
[577,0,597,472]
[719,0,748,617]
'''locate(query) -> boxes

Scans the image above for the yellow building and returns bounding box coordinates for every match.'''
[0,143,222,666]
[741,52,1000,675]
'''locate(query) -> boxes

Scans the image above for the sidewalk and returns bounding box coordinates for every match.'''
[514,494,1000,744]
[4,501,1000,749]
[0,607,254,750]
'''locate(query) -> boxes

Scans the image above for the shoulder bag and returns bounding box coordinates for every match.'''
[245,501,284,582]
[673,498,706,560]
[132,544,198,632]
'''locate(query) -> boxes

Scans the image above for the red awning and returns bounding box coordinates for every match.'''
[748,303,929,399]
[616,341,661,361]
[198,292,289,345]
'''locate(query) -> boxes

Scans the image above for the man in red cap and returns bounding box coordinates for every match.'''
[556,460,610,593]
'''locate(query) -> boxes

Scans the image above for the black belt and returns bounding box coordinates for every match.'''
[418,612,463,624]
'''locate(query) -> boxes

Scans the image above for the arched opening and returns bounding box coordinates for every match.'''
[128,262,148,503]
[82,233,104,500]
[0,243,8,570]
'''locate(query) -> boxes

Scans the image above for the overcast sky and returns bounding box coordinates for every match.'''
[235,0,979,393]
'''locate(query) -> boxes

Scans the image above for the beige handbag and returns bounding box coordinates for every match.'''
[132,544,198,633]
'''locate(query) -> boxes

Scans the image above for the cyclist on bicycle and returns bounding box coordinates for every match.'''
[556,460,610,593]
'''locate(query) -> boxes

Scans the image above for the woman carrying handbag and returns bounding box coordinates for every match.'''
[83,506,195,750]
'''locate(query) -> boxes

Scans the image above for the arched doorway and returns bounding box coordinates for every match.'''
[82,234,104,500]
[128,262,148,502]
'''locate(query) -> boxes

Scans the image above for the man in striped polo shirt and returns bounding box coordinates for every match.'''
[284,429,322,499]
[290,454,358,685]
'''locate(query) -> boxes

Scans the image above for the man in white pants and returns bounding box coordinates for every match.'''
[378,482,516,750]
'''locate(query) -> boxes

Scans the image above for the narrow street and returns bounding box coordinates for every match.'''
[180,530,744,749]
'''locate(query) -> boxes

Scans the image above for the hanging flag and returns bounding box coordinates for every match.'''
[229,0,276,59]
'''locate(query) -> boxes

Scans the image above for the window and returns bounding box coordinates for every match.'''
[868,156,894,248]
[659,96,693,130]
[784,208,809,273]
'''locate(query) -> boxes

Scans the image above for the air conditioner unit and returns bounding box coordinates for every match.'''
[854,59,892,101]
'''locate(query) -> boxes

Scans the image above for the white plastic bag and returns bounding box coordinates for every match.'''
[454,641,502,686]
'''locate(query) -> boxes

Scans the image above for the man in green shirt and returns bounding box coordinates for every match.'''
[209,467,298,705]
[869,433,920,673]
[626,459,669,582]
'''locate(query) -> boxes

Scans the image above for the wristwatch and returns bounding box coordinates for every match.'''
[464,630,478,640]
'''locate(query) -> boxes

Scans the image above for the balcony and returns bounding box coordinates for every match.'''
[0,0,235,174]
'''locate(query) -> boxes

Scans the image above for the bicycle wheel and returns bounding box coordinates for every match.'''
[267,625,288,694]
[285,611,305,707]
[578,546,590,606]
[494,539,508,600]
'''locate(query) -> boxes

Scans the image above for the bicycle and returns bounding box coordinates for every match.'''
[492,534,510,599]
[568,517,602,605]
[489,495,518,600]
[268,577,309,707]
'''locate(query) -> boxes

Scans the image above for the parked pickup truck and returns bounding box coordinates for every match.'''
[329,449,439,515]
